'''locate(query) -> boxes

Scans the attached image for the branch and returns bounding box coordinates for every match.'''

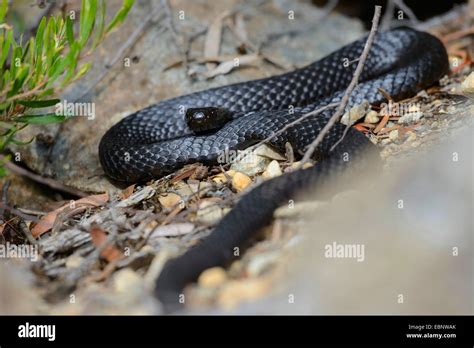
[393,0,420,25]
[299,5,382,167]
[2,156,88,198]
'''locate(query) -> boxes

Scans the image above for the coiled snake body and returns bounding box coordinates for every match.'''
[98,28,448,311]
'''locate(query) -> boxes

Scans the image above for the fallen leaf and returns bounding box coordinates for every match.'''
[170,164,202,184]
[373,114,390,134]
[203,54,260,79]
[204,11,230,70]
[120,184,135,199]
[32,193,109,237]
[90,224,123,262]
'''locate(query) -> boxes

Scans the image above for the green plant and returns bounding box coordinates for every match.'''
[0,0,134,174]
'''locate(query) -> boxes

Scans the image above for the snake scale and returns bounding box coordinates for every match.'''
[98,27,449,311]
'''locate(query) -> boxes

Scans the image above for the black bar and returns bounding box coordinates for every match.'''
[0,315,472,346]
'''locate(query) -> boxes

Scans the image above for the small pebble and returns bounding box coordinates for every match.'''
[172,181,193,197]
[65,254,84,269]
[113,268,143,295]
[253,144,286,160]
[341,101,370,126]
[364,110,379,124]
[460,72,474,96]
[388,129,399,141]
[398,105,423,124]
[262,160,282,179]
[198,267,227,288]
[232,172,252,192]
[217,278,270,310]
[230,152,269,176]
[405,131,417,143]
[195,200,229,225]
[157,192,182,209]
[212,170,235,184]
[246,251,280,277]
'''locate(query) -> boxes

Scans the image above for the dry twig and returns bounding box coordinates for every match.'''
[299,5,382,166]
[2,156,88,198]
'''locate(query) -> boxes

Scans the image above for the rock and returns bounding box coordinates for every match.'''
[460,72,474,96]
[230,152,270,176]
[369,134,378,145]
[157,192,182,209]
[212,170,236,184]
[172,181,193,198]
[389,130,399,142]
[332,190,360,203]
[398,105,423,124]
[262,160,282,179]
[198,267,228,288]
[246,251,280,277]
[195,200,229,225]
[199,181,213,194]
[65,254,84,269]
[217,278,271,310]
[254,144,286,160]
[341,100,370,126]
[187,180,200,195]
[232,172,253,192]
[113,268,143,295]
[364,110,379,124]
[274,201,327,219]
[405,131,417,143]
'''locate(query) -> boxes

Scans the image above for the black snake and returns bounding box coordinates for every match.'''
[98,27,449,311]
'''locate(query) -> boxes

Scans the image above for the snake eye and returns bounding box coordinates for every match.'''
[192,111,206,120]
[186,107,233,133]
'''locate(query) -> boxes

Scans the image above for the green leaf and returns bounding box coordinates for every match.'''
[16,113,67,124]
[71,61,91,82]
[35,16,46,61]
[2,69,10,88]
[91,0,106,50]
[79,0,97,47]
[0,124,19,149]
[0,29,12,67]
[17,99,60,108]
[10,136,34,146]
[65,16,75,45]
[0,0,8,23]
[47,41,79,85]
[39,88,54,98]
[8,64,29,97]
[106,0,134,34]
[0,102,11,111]
[44,17,56,70]
[10,45,22,78]
[0,120,12,127]
[0,165,8,177]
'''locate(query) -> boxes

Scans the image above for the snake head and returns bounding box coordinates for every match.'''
[185,107,233,133]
